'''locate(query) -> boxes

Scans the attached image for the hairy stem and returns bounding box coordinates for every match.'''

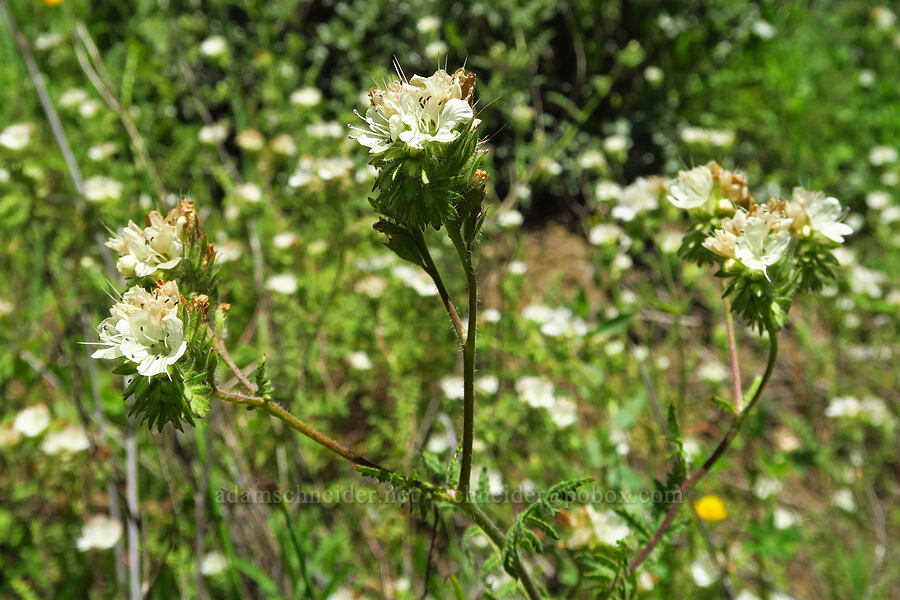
[721,285,743,411]
[412,229,466,344]
[211,386,389,474]
[447,226,477,498]
[627,326,779,574]
[455,500,542,600]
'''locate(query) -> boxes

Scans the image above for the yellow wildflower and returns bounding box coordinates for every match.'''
[694,494,728,522]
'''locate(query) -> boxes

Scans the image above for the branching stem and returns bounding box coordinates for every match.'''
[627,326,779,574]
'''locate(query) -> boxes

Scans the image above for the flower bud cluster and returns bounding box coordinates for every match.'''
[665,162,852,330]
[667,161,851,279]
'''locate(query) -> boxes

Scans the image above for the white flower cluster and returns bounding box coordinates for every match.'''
[666,162,852,278]
[566,504,630,549]
[91,281,187,378]
[106,206,190,277]
[514,376,578,427]
[351,67,477,154]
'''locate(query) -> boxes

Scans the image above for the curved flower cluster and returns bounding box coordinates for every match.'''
[351,67,477,154]
[667,162,852,279]
[91,281,187,378]
[106,203,196,278]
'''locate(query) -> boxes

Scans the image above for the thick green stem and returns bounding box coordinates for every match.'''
[448,226,477,498]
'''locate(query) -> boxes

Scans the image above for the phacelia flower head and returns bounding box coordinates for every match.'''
[733,203,793,278]
[92,281,187,378]
[351,66,477,155]
[106,201,198,278]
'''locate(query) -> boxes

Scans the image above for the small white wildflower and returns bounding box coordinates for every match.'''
[610,429,630,455]
[236,129,265,151]
[667,165,713,209]
[0,123,34,151]
[40,426,90,456]
[391,265,438,296]
[734,211,792,277]
[475,375,499,395]
[105,209,184,276]
[350,68,477,154]
[79,99,102,118]
[515,376,555,409]
[659,229,683,254]
[866,191,891,210]
[595,180,622,202]
[272,232,297,249]
[848,265,885,298]
[690,555,719,588]
[539,307,588,338]
[84,176,123,202]
[234,182,262,203]
[789,187,853,243]
[612,177,659,221]
[482,307,501,323]
[567,505,630,549]
[497,209,524,228]
[507,260,527,275]
[588,223,622,246]
[215,239,241,263]
[87,142,117,162]
[440,376,464,400]
[869,145,898,166]
[548,396,578,428]
[77,516,123,552]
[272,133,297,156]
[200,551,228,576]
[34,32,64,50]
[266,274,298,295]
[858,70,875,87]
[307,121,343,138]
[91,282,187,378]
[198,122,228,145]
[773,507,798,529]
[200,35,228,58]
[697,359,728,383]
[752,20,776,39]
[290,87,322,107]
[871,7,897,29]
[346,351,372,371]
[644,65,664,84]
[611,252,633,272]
[832,488,856,512]
[13,404,51,438]
[522,304,554,325]
[752,476,783,500]
[603,134,629,155]
[354,274,388,299]
[736,591,760,600]
[605,339,625,355]
[579,149,607,170]
[0,167,9,183]
[416,16,441,34]
[424,40,449,59]
[59,88,89,108]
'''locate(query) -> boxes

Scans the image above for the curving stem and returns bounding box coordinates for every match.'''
[627,325,779,575]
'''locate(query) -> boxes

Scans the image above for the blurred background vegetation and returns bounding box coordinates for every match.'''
[0,0,897,598]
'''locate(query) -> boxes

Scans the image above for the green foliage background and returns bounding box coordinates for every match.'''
[0,0,897,598]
